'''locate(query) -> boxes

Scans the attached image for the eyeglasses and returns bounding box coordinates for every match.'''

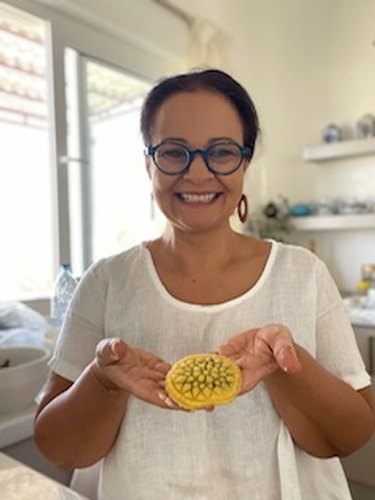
[146,140,251,176]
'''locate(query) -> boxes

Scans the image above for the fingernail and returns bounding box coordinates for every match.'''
[158,391,175,408]
[269,326,280,334]
[158,391,166,402]
[110,339,119,359]
[165,396,176,408]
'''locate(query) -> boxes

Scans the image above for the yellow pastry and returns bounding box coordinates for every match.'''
[165,353,242,410]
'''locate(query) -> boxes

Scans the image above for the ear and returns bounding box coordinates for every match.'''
[243,159,251,172]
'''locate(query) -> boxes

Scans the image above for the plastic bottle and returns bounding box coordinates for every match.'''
[50,263,78,328]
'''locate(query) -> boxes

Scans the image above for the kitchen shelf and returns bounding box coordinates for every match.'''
[303,138,375,162]
[291,213,375,231]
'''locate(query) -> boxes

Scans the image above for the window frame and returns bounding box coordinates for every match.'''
[3,0,179,311]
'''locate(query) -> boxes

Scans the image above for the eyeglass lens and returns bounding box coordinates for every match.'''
[153,142,243,174]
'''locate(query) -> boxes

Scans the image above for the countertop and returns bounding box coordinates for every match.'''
[0,451,87,499]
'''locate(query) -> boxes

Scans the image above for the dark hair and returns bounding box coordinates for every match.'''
[140,68,260,160]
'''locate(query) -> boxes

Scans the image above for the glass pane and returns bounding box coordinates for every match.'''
[68,57,165,268]
[0,3,54,300]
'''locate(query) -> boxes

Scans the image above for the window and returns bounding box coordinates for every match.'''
[0,1,169,303]
[0,3,54,300]
[66,54,165,274]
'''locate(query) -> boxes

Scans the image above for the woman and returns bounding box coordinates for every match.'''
[35,69,374,499]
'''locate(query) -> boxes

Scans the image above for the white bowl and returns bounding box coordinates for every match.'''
[0,346,50,414]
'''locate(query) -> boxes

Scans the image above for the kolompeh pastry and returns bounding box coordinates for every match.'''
[165,353,242,410]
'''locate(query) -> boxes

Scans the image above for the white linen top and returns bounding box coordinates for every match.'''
[50,240,370,500]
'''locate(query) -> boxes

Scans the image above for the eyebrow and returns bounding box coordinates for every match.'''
[160,137,238,145]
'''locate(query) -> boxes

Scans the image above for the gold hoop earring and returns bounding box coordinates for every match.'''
[237,194,248,223]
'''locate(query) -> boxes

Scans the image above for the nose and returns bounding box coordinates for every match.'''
[183,152,214,181]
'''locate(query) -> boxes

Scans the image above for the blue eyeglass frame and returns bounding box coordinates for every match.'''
[145,141,251,176]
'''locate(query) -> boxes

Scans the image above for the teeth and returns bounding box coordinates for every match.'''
[179,193,217,203]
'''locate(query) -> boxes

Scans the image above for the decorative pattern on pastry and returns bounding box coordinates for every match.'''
[165,353,242,410]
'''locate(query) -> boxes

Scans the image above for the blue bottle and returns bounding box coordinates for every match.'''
[50,264,78,328]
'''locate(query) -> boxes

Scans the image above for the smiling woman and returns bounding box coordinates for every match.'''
[34,68,374,500]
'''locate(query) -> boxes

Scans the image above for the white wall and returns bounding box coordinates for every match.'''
[29,0,375,290]
[166,0,375,291]
[171,0,375,203]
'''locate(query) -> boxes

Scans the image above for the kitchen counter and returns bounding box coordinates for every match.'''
[0,404,36,449]
[0,451,87,499]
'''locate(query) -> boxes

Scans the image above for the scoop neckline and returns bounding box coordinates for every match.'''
[141,240,279,312]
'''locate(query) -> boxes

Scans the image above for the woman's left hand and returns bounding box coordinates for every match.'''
[217,324,302,394]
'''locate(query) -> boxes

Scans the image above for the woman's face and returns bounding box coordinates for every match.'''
[146,90,249,234]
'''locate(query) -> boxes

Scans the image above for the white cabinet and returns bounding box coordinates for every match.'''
[341,326,375,488]
[352,325,375,373]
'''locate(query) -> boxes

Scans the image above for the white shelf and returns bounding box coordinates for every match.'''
[303,137,375,162]
[291,213,375,231]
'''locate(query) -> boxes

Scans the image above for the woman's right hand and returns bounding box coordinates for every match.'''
[90,338,179,409]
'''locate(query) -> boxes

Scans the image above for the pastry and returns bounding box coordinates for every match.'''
[165,353,242,410]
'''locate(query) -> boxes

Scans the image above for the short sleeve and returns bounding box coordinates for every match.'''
[49,260,106,381]
[315,260,371,390]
